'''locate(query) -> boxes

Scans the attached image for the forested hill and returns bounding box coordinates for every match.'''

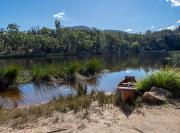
[0,20,180,56]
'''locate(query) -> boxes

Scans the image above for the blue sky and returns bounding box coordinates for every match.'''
[1,0,180,32]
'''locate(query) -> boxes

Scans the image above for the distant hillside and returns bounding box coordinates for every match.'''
[66,26,95,30]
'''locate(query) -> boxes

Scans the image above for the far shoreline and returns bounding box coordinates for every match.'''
[0,50,177,59]
[0,52,103,59]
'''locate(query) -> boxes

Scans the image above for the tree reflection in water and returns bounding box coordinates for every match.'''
[0,87,23,109]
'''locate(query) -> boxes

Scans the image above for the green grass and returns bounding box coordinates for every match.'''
[31,60,102,83]
[79,58,102,76]
[136,67,180,94]
[64,62,81,83]
[32,65,51,82]
[0,65,20,90]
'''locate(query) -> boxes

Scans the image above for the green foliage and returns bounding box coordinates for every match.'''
[1,22,180,57]
[79,59,102,76]
[130,41,140,52]
[30,59,102,83]
[32,65,51,82]
[0,65,20,90]
[136,68,180,94]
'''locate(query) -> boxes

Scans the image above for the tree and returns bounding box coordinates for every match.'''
[0,22,180,56]
[7,23,19,32]
[130,41,140,52]
[55,20,61,30]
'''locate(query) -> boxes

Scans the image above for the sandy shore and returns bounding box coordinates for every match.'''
[0,102,180,133]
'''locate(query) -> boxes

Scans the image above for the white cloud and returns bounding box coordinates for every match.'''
[176,20,180,23]
[53,11,66,20]
[160,25,178,31]
[166,25,178,30]
[166,0,180,6]
[126,29,132,32]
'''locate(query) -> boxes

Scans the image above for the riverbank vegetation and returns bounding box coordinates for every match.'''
[0,21,180,57]
[0,65,20,91]
[136,68,180,96]
[0,89,120,128]
[0,59,103,91]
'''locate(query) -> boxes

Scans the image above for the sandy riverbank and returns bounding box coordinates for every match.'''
[0,101,180,133]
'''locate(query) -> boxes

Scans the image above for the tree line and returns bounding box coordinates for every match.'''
[0,20,180,56]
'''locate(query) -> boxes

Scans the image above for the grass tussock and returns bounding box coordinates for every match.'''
[32,65,51,82]
[0,65,20,90]
[136,67,180,95]
[79,59,102,76]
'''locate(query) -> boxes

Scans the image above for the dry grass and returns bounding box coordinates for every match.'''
[0,91,121,128]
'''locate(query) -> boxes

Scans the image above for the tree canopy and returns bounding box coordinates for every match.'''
[0,20,180,56]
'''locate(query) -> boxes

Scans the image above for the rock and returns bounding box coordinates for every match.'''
[150,87,173,98]
[142,92,165,104]
[142,87,173,104]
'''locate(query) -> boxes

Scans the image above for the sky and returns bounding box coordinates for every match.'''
[0,0,180,32]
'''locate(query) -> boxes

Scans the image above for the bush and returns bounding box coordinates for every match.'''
[136,68,180,94]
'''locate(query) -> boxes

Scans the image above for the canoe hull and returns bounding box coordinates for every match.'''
[117,87,137,103]
[117,76,137,103]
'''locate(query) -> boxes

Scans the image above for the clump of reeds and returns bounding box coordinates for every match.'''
[0,65,20,91]
[79,59,102,77]
[64,62,80,83]
[31,59,102,83]
[31,65,51,82]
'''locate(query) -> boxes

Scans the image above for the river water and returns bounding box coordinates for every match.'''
[0,52,180,108]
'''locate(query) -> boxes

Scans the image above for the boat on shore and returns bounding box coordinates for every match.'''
[117,76,137,103]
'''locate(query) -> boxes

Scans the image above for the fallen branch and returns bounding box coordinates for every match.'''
[46,128,68,133]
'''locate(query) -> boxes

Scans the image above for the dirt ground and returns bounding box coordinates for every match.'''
[0,102,180,133]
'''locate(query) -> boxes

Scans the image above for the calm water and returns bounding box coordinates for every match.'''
[0,52,180,108]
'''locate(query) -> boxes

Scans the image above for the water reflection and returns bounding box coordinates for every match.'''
[0,52,179,107]
[0,87,23,108]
